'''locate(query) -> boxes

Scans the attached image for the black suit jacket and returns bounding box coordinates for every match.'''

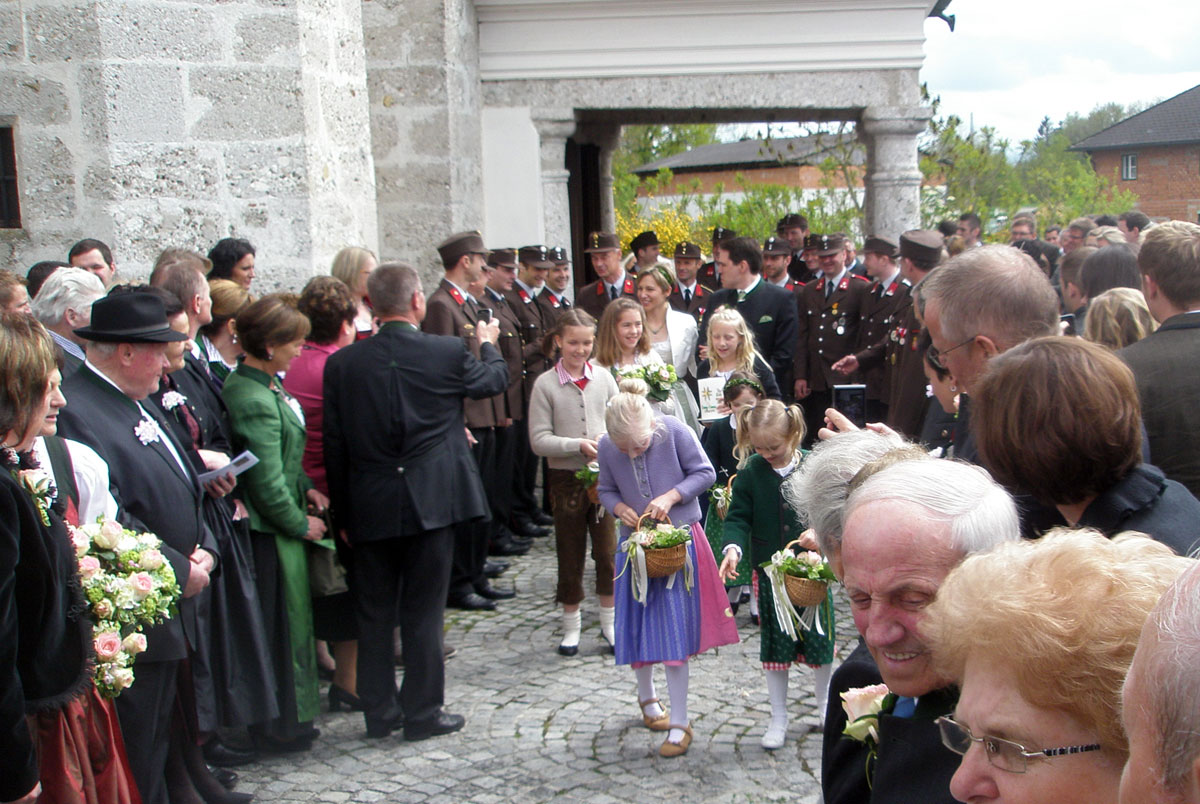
[323,322,508,542]
[823,644,959,804]
[700,280,799,396]
[1120,313,1200,497]
[57,364,211,663]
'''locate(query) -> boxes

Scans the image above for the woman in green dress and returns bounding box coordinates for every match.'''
[718,400,836,752]
[223,293,328,751]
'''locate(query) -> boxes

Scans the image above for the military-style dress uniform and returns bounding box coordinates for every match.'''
[882,295,930,439]
[668,281,713,324]
[535,286,572,328]
[852,275,911,422]
[576,272,635,321]
[793,270,871,441]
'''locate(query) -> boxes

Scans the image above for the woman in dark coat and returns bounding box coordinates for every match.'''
[973,336,1200,555]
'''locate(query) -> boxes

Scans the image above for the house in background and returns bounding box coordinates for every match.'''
[1072,84,1200,224]
[632,132,866,209]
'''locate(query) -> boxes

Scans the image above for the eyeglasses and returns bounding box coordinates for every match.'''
[926,335,977,371]
[936,716,1102,774]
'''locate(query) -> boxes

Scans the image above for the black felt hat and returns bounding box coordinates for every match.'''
[73,292,188,343]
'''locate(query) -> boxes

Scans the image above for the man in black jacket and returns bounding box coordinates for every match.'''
[323,261,507,741]
[57,292,217,804]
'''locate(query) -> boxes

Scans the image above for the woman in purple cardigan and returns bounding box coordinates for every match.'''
[597,378,739,758]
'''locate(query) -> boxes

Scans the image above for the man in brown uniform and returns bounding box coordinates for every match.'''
[668,241,713,324]
[793,233,871,443]
[698,227,735,288]
[499,248,554,539]
[883,230,944,438]
[763,236,801,292]
[423,231,515,611]
[537,246,573,323]
[832,236,908,423]
[576,232,635,320]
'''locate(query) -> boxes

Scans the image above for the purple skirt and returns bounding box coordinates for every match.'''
[613,522,740,665]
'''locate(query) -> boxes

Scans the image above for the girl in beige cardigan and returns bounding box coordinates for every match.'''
[529,310,620,656]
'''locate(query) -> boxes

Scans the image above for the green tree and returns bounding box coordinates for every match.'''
[612,124,719,212]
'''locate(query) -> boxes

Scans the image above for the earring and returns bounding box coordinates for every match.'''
[267,352,274,360]
[950,385,957,393]
[231,335,239,344]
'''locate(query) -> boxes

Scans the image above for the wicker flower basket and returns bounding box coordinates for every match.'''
[637,514,689,578]
[715,473,736,520]
[781,539,829,607]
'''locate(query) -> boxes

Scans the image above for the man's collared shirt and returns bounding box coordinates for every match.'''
[83,359,191,478]
[50,330,84,362]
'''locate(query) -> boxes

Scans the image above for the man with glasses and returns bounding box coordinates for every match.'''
[918,244,1059,463]
[822,458,1020,804]
[1061,216,1095,254]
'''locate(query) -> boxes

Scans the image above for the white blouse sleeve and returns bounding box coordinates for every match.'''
[65,438,120,524]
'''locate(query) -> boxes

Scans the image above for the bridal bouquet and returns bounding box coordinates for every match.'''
[70,518,181,697]
[615,364,677,402]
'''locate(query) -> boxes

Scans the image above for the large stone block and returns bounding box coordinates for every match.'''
[84,144,220,202]
[223,142,309,199]
[97,3,218,62]
[367,65,448,107]
[24,5,101,64]
[1,7,24,62]
[190,67,303,140]
[0,71,71,125]
[16,135,77,224]
[317,78,370,144]
[234,13,300,64]
[408,107,451,157]
[111,200,228,275]
[104,63,185,142]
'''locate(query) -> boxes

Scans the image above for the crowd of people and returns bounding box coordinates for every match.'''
[2,208,1199,804]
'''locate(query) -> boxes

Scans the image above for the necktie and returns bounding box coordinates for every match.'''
[562,296,571,309]
[893,696,917,718]
[825,281,834,301]
[684,288,692,305]
[609,285,618,301]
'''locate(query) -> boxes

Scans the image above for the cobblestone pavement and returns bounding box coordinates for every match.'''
[236,534,858,803]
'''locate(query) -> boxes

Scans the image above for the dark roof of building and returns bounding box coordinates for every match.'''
[1071,84,1200,151]
[633,132,863,176]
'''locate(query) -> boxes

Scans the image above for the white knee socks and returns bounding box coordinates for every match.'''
[664,663,690,742]
[762,668,789,749]
[634,665,664,718]
[599,605,615,646]
[812,663,833,724]
[560,609,581,649]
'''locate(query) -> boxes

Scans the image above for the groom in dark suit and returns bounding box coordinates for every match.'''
[56,291,218,804]
[323,261,507,741]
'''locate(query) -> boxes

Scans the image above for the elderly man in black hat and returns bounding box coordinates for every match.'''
[576,232,635,320]
[794,233,872,443]
[667,241,712,323]
[832,236,909,423]
[56,291,220,804]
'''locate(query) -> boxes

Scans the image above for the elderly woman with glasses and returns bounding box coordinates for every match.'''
[924,529,1191,804]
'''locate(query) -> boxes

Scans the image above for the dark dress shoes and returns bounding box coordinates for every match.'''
[365,709,405,739]
[557,644,578,657]
[208,766,238,790]
[475,583,515,600]
[328,684,364,712]
[404,711,465,742]
[484,559,509,578]
[512,520,552,539]
[203,740,259,768]
[448,592,497,611]
[254,728,319,754]
[531,510,554,527]
[488,537,530,557]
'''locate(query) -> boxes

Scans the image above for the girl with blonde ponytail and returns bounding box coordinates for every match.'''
[719,400,837,750]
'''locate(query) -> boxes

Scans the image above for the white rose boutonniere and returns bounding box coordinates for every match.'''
[134,417,160,446]
[840,683,896,789]
[161,390,187,410]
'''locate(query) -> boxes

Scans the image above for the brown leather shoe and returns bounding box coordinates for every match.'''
[659,724,693,758]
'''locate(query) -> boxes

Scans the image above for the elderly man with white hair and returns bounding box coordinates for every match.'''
[30,266,105,378]
[1120,560,1200,804]
[821,457,1020,804]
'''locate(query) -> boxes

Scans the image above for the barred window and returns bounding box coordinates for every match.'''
[0,127,19,228]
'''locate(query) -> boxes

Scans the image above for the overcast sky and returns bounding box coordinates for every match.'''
[921,0,1200,144]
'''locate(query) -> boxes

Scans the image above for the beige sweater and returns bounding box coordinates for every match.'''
[528,365,619,470]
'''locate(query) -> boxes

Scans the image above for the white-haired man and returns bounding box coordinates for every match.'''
[30,267,104,378]
[1120,560,1200,804]
[822,458,1020,804]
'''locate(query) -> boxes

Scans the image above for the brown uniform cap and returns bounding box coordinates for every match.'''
[518,245,554,268]
[584,232,620,253]
[862,236,899,258]
[810,233,846,256]
[899,230,944,264]
[674,242,702,260]
[437,231,488,265]
[762,236,792,256]
[487,248,518,268]
[548,246,569,265]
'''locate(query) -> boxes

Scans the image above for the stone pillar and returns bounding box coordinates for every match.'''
[363,0,482,283]
[532,111,576,252]
[860,106,931,238]
[588,124,621,233]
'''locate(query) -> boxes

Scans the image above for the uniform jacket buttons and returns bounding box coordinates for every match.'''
[397,466,406,475]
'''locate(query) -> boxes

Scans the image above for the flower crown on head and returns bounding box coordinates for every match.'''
[724,376,763,395]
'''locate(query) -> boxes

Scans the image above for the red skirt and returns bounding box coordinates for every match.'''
[28,683,141,804]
